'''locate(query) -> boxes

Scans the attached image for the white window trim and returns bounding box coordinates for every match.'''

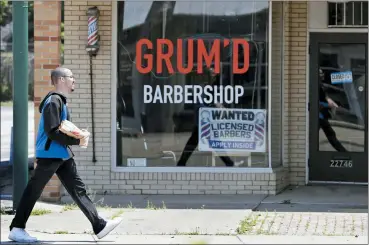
[111,0,275,173]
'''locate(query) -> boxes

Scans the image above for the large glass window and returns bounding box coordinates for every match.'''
[116,1,270,168]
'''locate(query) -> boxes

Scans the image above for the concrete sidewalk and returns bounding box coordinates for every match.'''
[0,233,367,244]
[1,186,367,244]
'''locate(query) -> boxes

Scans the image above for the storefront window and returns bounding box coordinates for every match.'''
[116,1,270,168]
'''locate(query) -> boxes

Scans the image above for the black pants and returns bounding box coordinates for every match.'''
[319,118,347,152]
[9,158,106,234]
[177,126,234,167]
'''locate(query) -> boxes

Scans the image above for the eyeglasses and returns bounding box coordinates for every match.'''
[63,75,75,79]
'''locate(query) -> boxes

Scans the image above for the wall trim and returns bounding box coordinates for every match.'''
[111,166,274,174]
[305,3,310,185]
[111,0,118,171]
[308,28,368,33]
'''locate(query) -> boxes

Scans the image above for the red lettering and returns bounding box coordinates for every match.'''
[135,38,249,75]
[156,39,174,74]
[136,39,153,74]
[197,39,220,74]
[177,39,193,74]
[232,39,249,74]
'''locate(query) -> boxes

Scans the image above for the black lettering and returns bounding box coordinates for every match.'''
[221,112,228,120]
[249,112,255,121]
[228,111,235,120]
[225,131,229,137]
[241,131,246,138]
[212,110,222,120]
[235,111,241,119]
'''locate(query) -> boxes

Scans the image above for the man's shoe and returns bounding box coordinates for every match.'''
[234,160,245,167]
[96,218,123,239]
[8,228,38,243]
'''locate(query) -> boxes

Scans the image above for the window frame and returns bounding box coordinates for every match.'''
[111,0,274,173]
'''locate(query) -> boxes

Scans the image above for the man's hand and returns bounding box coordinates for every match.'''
[78,129,90,147]
[326,97,338,108]
[79,135,89,147]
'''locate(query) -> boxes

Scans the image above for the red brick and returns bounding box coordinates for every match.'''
[43,64,59,69]
[34,36,50,41]
[50,36,61,41]
[34,1,62,202]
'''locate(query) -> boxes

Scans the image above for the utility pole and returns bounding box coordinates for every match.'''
[12,1,29,211]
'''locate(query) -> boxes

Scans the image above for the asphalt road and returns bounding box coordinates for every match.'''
[1,103,35,196]
[1,103,35,162]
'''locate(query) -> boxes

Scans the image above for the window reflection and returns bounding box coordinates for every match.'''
[318,43,366,152]
[116,1,270,167]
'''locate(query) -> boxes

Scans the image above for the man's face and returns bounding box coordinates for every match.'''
[61,69,75,92]
[209,68,216,79]
[319,69,324,81]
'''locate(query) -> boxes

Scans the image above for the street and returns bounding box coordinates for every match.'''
[0,102,35,162]
[0,102,35,196]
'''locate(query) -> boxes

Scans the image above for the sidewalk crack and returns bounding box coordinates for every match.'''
[251,194,269,211]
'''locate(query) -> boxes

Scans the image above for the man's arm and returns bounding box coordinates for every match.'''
[43,95,80,146]
[319,81,338,108]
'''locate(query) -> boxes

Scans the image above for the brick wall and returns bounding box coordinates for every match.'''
[62,1,113,195]
[61,1,296,197]
[34,1,62,201]
[283,2,308,185]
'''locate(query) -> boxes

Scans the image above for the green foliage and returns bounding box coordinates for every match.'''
[0,0,12,26]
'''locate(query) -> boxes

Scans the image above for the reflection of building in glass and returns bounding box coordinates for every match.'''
[318,43,366,152]
[116,1,269,167]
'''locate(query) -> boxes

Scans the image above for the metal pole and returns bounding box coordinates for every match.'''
[12,1,29,211]
[89,54,97,163]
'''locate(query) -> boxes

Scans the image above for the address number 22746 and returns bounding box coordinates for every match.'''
[330,160,353,168]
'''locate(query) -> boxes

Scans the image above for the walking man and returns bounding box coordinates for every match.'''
[8,67,122,243]
[177,67,243,167]
[318,68,347,152]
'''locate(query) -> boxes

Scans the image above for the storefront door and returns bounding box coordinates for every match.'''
[309,33,368,183]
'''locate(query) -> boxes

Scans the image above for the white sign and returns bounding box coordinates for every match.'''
[330,71,353,84]
[198,108,266,152]
[143,85,244,104]
[127,158,147,167]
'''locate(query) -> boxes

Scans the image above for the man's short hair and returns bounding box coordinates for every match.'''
[50,67,68,85]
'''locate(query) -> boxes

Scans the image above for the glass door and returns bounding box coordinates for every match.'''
[309,33,368,183]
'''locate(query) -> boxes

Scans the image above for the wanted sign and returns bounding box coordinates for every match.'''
[198,108,266,152]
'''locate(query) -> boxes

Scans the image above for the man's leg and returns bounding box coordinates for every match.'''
[8,159,61,243]
[319,119,347,152]
[56,158,107,235]
[219,156,235,167]
[177,126,199,166]
[9,159,60,230]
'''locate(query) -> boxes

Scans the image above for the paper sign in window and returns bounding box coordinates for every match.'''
[330,71,353,84]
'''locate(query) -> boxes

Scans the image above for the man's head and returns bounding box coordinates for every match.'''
[207,67,220,85]
[319,68,324,81]
[51,67,75,93]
